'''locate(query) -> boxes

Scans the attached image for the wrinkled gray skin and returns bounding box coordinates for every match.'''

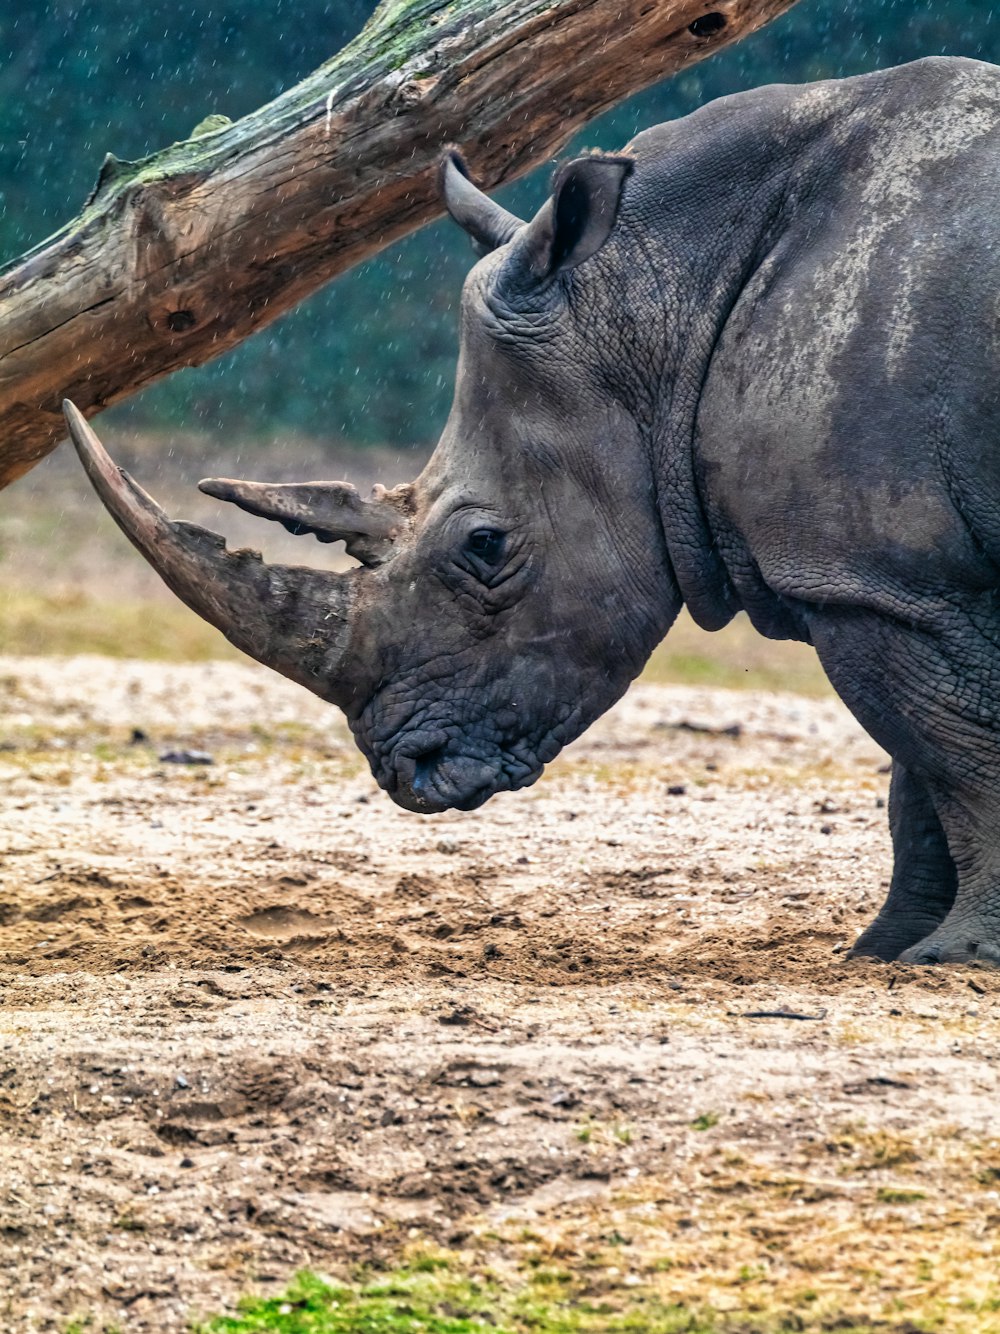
[69,57,1000,968]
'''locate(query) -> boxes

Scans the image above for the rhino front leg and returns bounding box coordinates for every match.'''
[807,602,1000,967]
[895,788,1000,966]
[850,762,957,961]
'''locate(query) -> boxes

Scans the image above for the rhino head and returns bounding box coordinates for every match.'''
[66,151,679,813]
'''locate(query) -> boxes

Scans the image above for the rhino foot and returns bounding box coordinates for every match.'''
[898,922,1000,968]
[849,909,951,962]
[849,764,957,962]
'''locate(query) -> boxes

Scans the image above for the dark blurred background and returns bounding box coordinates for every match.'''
[1,0,997,454]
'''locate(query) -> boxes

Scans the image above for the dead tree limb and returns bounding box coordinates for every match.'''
[0,0,800,489]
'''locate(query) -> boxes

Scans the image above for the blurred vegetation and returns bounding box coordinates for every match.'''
[0,587,242,661]
[1,1,999,452]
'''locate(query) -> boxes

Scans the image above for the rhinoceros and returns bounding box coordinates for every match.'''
[65,55,1000,968]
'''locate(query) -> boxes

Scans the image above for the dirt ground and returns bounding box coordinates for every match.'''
[1,655,998,1332]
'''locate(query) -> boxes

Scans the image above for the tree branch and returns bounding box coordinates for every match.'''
[0,0,799,488]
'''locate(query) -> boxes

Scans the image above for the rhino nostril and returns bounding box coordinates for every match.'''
[413,743,448,786]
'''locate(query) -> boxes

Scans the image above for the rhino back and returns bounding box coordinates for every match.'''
[692,56,1000,623]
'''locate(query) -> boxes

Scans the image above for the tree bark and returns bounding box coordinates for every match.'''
[0,0,799,489]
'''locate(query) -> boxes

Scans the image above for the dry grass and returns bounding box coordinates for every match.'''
[458,1133,1000,1333]
[0,587,240,661]
[0,437,831,693]
[0,587,828,695]
[0,590,829,695]
[644,610,829,696]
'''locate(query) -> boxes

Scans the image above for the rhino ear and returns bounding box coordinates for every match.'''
[520,155,633,280]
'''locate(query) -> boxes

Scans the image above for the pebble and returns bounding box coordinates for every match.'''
[158,749,214,765]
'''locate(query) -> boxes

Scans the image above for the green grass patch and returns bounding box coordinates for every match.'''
[690,1112,721,1132]
[876,1187,927,1205]
[189,1265,923,1334]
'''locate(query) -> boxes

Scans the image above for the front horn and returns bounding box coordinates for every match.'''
[440,149,525,255]
[63,401,361,708]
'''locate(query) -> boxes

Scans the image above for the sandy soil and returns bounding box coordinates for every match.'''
[0,657,998,1331]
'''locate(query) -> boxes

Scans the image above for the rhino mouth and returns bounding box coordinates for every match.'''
[376,730,545,814]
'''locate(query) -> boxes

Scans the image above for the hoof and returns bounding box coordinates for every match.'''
[898,941,943,966]
[898,932,1000,967]
[848,912,949,963]
[847,941,896,962]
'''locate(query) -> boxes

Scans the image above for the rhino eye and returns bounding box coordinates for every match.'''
[465,528,506,565]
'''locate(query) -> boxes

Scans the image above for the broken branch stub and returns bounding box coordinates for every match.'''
[0,0,801,489]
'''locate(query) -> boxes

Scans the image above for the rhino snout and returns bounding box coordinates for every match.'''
[384,735,499,814]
